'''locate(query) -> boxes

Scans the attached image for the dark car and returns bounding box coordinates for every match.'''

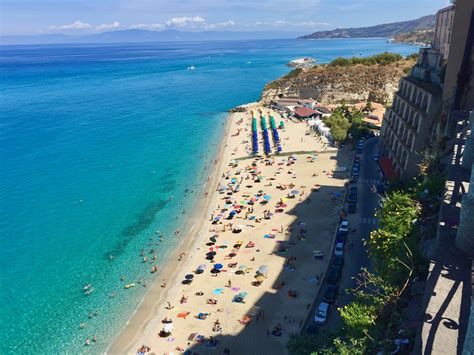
[323,285,339,303]
[348,192,357,203]
[350,175,358,183]
[349,186,357,194]
[336,230,347,243]
[326,265,341,285]
[332,255,344,267]
[348,202,357,214]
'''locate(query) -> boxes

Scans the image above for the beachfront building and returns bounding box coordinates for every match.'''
[378,0,460,180]
[379,49,444,179]
[271,98,318,112]
[294,107,319,119]
[433,4,455,60]
[437,0,474,140]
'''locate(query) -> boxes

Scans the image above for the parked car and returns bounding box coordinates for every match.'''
[332,255,344,267]
[349,186,358,194]
[353,160,360,167]
[348,202,357,214]
[373,154,379,161]
[336,230,347,243]
[323,285,339,304]
[334,242,344,256]
[326,265,341,285]
[350,175,358,183]
[339,220,349,234]
[348,192,357,203]
[314,302,330,325]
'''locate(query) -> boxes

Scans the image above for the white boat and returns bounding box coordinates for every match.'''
[187,65,196,70]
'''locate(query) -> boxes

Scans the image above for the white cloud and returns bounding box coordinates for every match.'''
[299,21,331,27]
[165,16,206,28]
[207,20,236,29]
[129,16,235,31]
[48,20,93,31]
[129,23,166,30]
[254,19,330,28]
[96,22,120,31]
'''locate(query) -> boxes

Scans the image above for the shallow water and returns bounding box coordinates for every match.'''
[0,38,418,353]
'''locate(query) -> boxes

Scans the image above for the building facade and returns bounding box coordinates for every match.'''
[379,49,443,179]
[433,5,455,61]
[440,0,474,140]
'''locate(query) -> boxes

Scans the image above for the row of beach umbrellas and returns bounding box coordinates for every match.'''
[261,116,271,154]
[270,116,282,153]
[252,117,259,155]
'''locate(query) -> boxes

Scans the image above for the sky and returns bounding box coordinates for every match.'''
[0,0,451,36]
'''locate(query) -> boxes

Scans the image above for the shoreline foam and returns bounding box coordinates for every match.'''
[107,110,237,353]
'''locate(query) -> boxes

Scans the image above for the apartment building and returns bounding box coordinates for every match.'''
[379,49,443,179]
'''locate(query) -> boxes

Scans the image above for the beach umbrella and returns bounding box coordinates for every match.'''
[235,270,244,275]
[214,263,223,270]
[185,274,194,280]
[210,237,217,243]
[207,251,217,256]
[263,195,271,201]
[258,265,268,274]
[291,190,300,195]
[239,264,248,270]
[255,275,266,282]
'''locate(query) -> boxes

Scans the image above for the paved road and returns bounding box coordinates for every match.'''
[305,137,381,332]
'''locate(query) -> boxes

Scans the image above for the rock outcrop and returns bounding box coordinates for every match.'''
[261,59,415,105]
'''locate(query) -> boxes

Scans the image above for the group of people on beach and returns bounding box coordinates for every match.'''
[121,107,344,353]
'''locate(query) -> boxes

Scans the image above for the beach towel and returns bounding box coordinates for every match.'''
[213,288,224,295]
[177,311,190,319]
[264,234,275,239]
[231,287,240,292]
[166,337,175,342]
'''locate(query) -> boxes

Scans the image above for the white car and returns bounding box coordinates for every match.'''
[334,242,344,256]
[314,302,330,325]
[339,220,349,234]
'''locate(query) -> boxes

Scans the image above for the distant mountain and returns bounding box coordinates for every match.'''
[1,29,301,45]
[299,15,435,40]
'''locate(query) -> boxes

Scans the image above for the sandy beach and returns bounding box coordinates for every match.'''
[108,103,351,354]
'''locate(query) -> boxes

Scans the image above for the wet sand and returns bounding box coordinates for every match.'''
[108,103,351,354]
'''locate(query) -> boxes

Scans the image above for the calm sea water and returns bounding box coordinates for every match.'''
[0,38,418,353]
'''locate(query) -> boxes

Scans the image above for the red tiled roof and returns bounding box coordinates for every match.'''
[294,107,317,117]
[379,157,399,181]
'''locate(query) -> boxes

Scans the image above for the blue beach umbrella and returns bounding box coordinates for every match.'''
[263,195,271,201]
[214,263,223,270]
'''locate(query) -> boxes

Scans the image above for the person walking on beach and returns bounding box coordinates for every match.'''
[227,279,232,288]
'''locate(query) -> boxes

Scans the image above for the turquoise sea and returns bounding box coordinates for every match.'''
[0,38,418,353]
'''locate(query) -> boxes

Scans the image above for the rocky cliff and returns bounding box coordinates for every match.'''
[261,59,415,104]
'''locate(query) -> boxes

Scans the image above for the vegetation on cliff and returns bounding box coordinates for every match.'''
[393,29,434,44]
[262,53,416,104]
